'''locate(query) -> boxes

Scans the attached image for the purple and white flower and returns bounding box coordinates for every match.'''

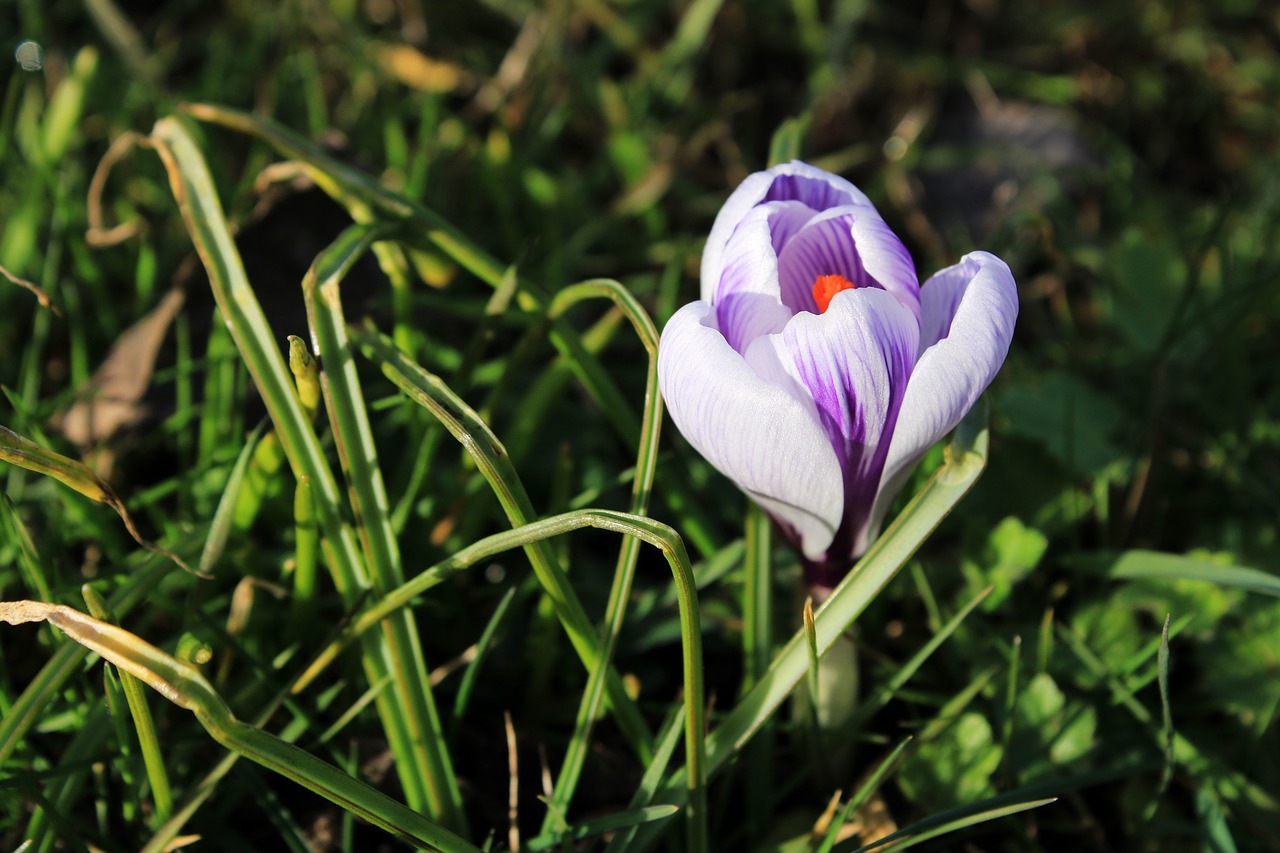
[658,161,1018,586]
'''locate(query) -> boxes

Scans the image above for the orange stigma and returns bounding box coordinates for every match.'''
[812,274,857,313]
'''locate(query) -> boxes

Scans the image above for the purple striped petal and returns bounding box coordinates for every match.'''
[711,206,794,353]
[744,287,919,558]
[701,162,873,303]
[866,252,1019,542]
[658,301,845,557]
[776,207,921,319]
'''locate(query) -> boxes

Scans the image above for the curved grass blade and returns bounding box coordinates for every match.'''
[539,279,664,832]
[0,601,480,853]
[304,222,464,829]
[525,805,679,852]
[294,508,707,852]
[147,115,449,823]
[349,323,654,761]
[1081,550,1280,597]
[0,425,199,576]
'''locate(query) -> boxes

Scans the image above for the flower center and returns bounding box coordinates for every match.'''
[812,274,857,313]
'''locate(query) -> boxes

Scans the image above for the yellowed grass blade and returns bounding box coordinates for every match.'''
[0,426,200,576]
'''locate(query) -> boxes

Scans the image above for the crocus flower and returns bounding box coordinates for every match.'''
[658,161,1018,587]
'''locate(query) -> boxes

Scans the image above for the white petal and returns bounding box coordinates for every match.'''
[866,252,1019,542]
[658,301,844,557]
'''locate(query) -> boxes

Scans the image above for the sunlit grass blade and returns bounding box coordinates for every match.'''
[146,115,451,823]
[289,475,318,637]
[0,424,198,576]
[629,403,991,849]
[303,221,464,829]
[349,323,654,760]
[0,600,480,853]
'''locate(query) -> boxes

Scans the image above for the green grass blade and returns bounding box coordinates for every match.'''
[180,102,641,444]
[740,502,775,841]
[303,221,464,829]
[289,475,318,637]
[81,585,173,823]
[451,585,518,725]
[603,707,687,853]
[0,424,196,576]
[0,550,174,766]
[525,805,680,851]
[815,737,914,853]
[1,494,52,602]
[1156,613,1174,801]
[198,420,266,577]
[845,796,1058,853]
[848,585,992,731]
[1083,550,1280,596]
